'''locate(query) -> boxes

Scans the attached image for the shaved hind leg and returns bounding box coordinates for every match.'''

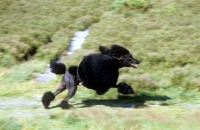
[42,77,67,109]
[56,71,77,109]
[59,80,77,109]
[42,71,77,109]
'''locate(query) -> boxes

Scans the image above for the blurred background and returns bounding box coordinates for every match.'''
[0,0,200,130]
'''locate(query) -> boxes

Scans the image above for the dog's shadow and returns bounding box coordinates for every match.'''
[76,94,172,108]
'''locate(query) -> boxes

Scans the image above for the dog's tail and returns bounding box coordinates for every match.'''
[50,61,66,74]
[50,61,78,75]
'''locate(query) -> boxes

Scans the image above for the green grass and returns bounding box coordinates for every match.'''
[0,60,46,84]
[1,0,200,129]
[0,81,200,130]
[111,0,152,12]
[0,0,113,66]
[2,109,198,130]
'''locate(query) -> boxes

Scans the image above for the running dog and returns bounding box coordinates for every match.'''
[42,44,140,109]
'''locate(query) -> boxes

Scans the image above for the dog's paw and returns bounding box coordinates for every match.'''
[42,91,55,109]
[117,82,136,95]
[59,100,73,109]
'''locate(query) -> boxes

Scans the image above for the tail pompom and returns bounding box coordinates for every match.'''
[68,66,78,75]
[50,61,66,74]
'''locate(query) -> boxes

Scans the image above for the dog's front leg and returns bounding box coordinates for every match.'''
[116,82,136,95]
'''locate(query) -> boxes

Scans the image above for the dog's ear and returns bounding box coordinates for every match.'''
[110,44,129,55]
[99,45,110,54]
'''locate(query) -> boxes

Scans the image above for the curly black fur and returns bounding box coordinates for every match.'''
[117,82,135,95]
[78,44,140,95]
[42,91,55,109]
[68,66,78,75]
[50,61,66,74]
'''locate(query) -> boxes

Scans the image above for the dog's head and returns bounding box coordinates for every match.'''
[99,44,140,68]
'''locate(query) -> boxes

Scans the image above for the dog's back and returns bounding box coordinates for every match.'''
[78,53,119,89]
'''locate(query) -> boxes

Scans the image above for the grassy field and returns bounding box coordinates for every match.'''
[0,0,200,129]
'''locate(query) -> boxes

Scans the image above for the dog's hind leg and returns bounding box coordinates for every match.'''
[42,91,55,109]
[53,80,67,96]
[42,71,77,109]
[42,77,67,109]
[56,71,77,109]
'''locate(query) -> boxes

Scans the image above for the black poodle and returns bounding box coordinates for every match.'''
[42,44,140,109]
